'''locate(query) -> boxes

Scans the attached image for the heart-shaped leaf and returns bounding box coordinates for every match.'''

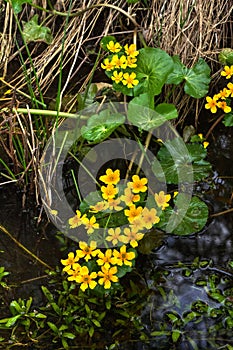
[128,93,178,130]
[134,48,174,96]
[166,56,211,98]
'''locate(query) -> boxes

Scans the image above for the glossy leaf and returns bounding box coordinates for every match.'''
[170,194,209,235]
[153,140,212,184]
[223,113,233,127]
[134,48,174,96]
[81,109,125,143]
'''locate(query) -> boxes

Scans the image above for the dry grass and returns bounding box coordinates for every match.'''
[1,0,232,112]
[0,0,233,187]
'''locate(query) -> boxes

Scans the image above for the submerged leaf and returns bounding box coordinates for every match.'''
[152,140,212,184]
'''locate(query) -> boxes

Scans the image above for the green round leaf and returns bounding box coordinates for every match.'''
[170,195,209,235]
[134,48,174,96]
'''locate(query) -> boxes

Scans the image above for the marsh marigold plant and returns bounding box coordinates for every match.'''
[61,168,174,293]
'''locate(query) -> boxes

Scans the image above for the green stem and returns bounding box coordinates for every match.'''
[11,108,87,119]
[0,224,53,270]
[29,3,139,27]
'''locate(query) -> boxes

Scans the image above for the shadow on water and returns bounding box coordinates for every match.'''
[0,126,232,349]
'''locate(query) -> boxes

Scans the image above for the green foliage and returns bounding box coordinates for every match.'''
[152,138,212,184]
[128,93,178,130]
[0,266,10,289]
[22,15,53,44]
[223,113,233,126]
[218,48,233,65]
[81,109,125,143]
[0,274,147,348]
[9,0,31,14]
[166,56,211,98]
[134,48,174,96]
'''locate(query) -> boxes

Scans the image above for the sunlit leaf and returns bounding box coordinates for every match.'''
[81,109,125,143]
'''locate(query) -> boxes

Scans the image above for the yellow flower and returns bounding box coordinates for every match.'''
[130,217,145,231]
[107,198,123,211]
[227,82,233,97]
[99,168,120,185]
[76,266,97,292]
[89,201,109,213]
[124,44,139,57]
[173,191,179,198]
[128,175,148,193]
[141,207,160,229]
[101,58,115,71]
[122,227,144,248]
[111,54,127,69]
[126,56,137,68]
[67,263,82,282]
[124,204,143,223]
[198,133,203,140]
[121,187,140,206]
[154,191,171,210]
[217,101,231,113]
[205,96,218,113]
[76,241,99,261]
[101,184,118,200]
[221,65,233,79]
[111,70,123,84]
[106,40,122,53]
[96,249,118,269]
[61,252,79,272]
[82,215,99,234]
[68,210,86,229]
[106,227,124,246]
[50,209,58,216]
[113,245,135,267]
[122,72,139,88]
[98,266,118,289]
[203,141,209,149]
[216,88,231,99]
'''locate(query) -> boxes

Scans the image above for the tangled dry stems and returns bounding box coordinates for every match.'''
[0,0,233,186]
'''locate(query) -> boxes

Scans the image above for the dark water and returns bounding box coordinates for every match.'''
[0,126,233,349]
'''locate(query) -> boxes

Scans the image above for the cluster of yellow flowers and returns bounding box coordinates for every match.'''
[101,41,139,89]
[205,65,233,114]
[62,168,172,292]
[61,241,135,292]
